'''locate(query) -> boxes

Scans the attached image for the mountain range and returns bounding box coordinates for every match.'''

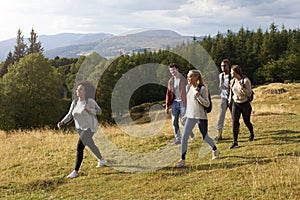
[0,29,201,62]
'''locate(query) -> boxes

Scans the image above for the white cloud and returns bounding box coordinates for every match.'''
[0,0,300,41]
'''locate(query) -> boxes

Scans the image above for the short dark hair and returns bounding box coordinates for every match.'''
[222,59,230,66]
[169,63,179,69]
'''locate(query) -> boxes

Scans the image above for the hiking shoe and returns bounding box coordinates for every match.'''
[67,170,78,179]
[97,159,107,168]
[229,143,239,149]
[174,159,185,168]
[248,134,255,142]
[212,149,220,160]
[173,140,181,145]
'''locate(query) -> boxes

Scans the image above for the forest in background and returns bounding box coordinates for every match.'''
[0,23,299,131]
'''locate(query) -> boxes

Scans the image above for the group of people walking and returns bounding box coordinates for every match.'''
[57,59,254,178]
[166,60,254,168]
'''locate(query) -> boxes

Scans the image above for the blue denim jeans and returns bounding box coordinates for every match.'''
[171,101,186,141]
[181,118,216,160]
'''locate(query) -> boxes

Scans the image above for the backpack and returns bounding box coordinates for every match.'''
[232,77,254,102]
[197,85,212,113]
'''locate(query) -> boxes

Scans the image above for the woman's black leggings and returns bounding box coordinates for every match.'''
[75,129,103,171]
[231,101,254,143]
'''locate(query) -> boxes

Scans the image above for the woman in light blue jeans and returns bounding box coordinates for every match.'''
[175,70,220,167]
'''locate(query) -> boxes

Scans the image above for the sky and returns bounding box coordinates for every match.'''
[1,0,300,41]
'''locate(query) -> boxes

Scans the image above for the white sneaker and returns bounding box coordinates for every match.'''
[67,170,78,179]
[96,159,107,168]
[212,149,220,160]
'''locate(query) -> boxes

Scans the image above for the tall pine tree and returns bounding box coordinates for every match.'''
[13,29,27,62]
[27,28,43,54]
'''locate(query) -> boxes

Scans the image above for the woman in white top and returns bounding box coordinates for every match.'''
[57,81,106,178]
[175,70,220,168]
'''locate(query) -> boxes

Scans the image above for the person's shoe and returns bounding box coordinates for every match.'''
[248,134,255,142]
[229,143,239,149]
[214,134,222,140]
[173,140,181,145]
[212,149,220,160]
[174,159,185,168]
[67,170,78,179]
[190,133,195,141]
[96,159,107,168]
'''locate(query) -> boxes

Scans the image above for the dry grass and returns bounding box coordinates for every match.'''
[0,83,300,199]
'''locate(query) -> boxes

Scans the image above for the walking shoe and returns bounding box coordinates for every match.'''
[67,170,78,179]
[229,143,239,149]
[97,159,107,168]
[214,135,222,141]
[212,149,220,160]
[173,140,181,145]
[248,134,255,142]
[190,133,195,141]
[174,159,185,168]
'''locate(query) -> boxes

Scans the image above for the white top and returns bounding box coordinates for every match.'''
[230,77,252,103]
[185,85,209,120]
[174,77,182,102]
[61,98,101,132]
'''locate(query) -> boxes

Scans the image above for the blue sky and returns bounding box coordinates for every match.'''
[1,0,299,41]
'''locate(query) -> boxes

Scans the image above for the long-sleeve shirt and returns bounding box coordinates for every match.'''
[230,77,252,103]
[185,84,210,120]
[61,98,101,132]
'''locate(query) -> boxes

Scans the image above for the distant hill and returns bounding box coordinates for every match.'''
[0,30,201,61]
[0,33,113,61]
[44,30,197,59]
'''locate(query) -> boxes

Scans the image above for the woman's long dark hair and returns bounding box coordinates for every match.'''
[74,80,96,100]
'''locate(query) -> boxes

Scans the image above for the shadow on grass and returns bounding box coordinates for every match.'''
[161,156,273,176]
[0,176,67,196]
[268,129,300,143]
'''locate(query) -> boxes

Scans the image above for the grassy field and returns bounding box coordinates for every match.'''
[0,83,300,200]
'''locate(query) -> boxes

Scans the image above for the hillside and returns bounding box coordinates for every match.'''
[0,32,113,61]
[44,29,193,59]
[0,29,195,61]
[0,83,299,199]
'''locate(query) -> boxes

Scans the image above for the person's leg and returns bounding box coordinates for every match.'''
[80,129,103,160]
[231,102,241,147]
[198,119,217,150]
[180,118,197,160]
[240,102,254,140]
[180,103,194,139]
[75,137,85,171]
[216,97,228,139]
[171,101,181,142]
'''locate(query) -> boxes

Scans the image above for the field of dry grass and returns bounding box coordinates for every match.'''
[0,83,299,199]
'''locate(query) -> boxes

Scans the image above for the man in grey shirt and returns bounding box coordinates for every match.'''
[216,59,232,140]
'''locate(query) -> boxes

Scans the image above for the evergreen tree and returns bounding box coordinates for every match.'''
[27,28,44,54]
[13,29,27,62]
[0,51,14,77]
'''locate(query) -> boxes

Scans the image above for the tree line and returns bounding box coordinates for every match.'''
[0,23,299,131]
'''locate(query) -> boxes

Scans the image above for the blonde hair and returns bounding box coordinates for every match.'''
[189,69,206,86]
